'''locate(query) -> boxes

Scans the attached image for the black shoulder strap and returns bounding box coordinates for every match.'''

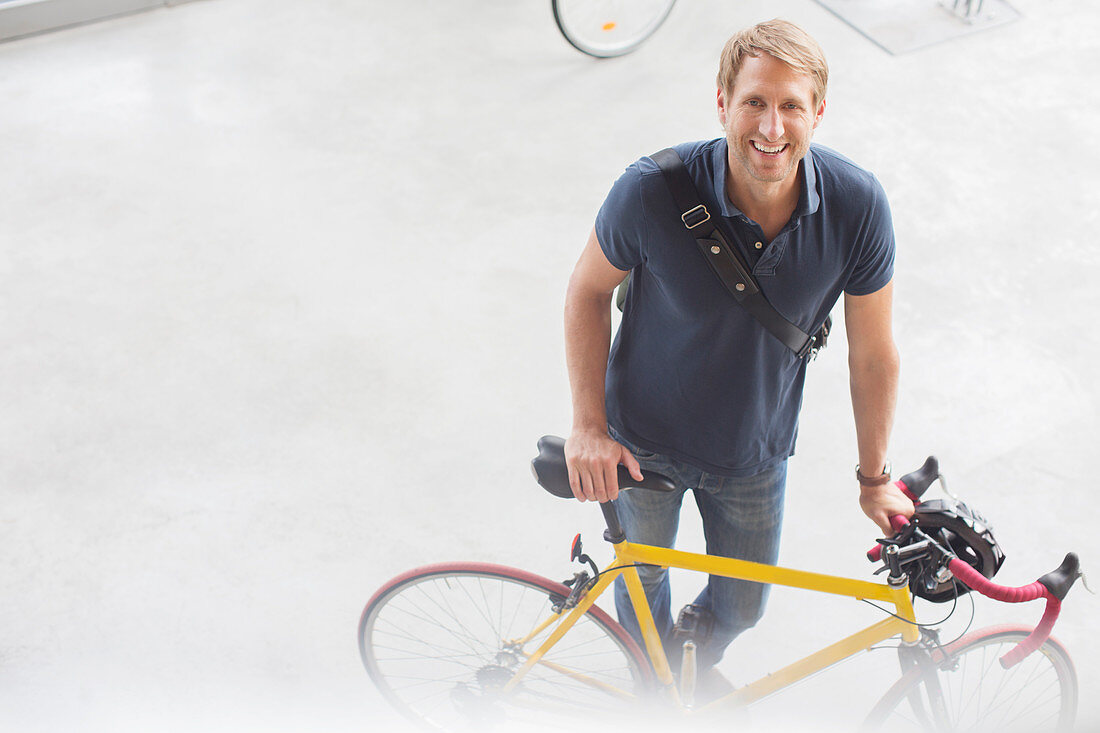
[650,147,827,360]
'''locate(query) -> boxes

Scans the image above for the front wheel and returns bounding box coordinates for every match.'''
[552,0,677,58]
[864,626,1077,732]
[359,562,652,731]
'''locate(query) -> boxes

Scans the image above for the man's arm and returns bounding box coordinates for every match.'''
[563,228,644,503]
[844,282,912,532]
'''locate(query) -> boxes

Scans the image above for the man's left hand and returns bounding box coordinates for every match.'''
[859,482,915,535]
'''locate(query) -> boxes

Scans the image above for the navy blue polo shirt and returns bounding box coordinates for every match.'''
[595,138,894,477]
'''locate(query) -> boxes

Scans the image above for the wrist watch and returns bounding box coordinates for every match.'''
[856,462,892,487]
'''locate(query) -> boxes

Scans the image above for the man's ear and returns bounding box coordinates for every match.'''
[717,87,728,128]
[813,98,826,129]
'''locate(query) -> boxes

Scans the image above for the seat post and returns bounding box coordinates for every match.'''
[600,500,626,543]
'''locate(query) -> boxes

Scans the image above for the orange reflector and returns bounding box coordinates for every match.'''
[602,22,617,32]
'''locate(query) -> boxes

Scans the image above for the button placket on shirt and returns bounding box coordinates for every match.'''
[755,215,802,276]
[728,215,765,271]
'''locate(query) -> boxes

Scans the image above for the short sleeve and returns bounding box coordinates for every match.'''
[845,176,896,296]
[594,163,648,272]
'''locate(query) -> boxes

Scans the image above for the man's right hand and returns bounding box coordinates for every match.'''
[564,430,644,503]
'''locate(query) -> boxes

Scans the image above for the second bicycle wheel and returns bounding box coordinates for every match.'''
[864,626,1077,732]
[552,0,677,58]
[360,562,652,731]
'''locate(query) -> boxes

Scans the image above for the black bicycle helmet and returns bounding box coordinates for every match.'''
[906,498,1006,603]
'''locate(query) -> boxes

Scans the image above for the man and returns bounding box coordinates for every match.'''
[562,19,914,683]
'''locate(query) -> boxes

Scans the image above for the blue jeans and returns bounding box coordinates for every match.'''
[610,429,786,670]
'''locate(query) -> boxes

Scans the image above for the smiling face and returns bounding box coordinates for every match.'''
[718,52,825,189]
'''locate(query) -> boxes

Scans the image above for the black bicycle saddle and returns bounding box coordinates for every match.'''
[531,435,677,499]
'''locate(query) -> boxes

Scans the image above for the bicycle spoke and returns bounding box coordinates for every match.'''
[423,580,501,656]
[379,585,493,660]
[372,617,485,661]
[371,648,489,666]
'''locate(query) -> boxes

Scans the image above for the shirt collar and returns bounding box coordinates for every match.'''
[711,138,822,220]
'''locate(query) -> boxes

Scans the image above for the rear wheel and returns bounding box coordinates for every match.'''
[864,626,1077,732]
[360,562,652,731]
[552,0,677,58]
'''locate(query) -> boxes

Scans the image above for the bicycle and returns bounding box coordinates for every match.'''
[359,435,1083,731]
[552,0,677,58]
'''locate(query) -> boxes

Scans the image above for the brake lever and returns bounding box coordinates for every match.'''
[937,471,961,502]
[1080,569,1094,595]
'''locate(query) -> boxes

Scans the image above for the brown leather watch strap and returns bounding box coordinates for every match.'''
[856,464,892,487]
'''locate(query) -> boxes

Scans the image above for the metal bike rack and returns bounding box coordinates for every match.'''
[813,0,1021,55]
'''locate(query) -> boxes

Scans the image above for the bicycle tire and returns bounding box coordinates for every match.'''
[863,626,1077,732]
[552,0,677,58]
[359,561,652,731]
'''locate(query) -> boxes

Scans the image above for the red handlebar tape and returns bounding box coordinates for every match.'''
[947,558,1058,668]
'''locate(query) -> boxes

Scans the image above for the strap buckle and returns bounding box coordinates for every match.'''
[798,335,820,361]
[799,317,831,360]
[681,204,711,229]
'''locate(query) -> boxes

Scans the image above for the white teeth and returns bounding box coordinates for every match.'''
[752,141,786,154]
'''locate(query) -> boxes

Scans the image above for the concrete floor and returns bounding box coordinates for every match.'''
[1,0,1098,731]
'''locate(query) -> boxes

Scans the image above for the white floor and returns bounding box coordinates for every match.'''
[2,1,1098,731]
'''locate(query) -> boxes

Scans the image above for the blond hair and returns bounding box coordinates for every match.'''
[716,19,829,106]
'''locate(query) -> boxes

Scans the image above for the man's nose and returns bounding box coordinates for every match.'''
[760,107,784,141]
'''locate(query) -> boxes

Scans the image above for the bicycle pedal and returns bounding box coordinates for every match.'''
[673,604,714,645]
[450,682,479,713]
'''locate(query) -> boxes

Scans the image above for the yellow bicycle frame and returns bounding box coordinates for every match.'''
[503,536,919,712]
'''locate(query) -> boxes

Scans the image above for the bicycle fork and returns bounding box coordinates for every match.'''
[896,633,951,727]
